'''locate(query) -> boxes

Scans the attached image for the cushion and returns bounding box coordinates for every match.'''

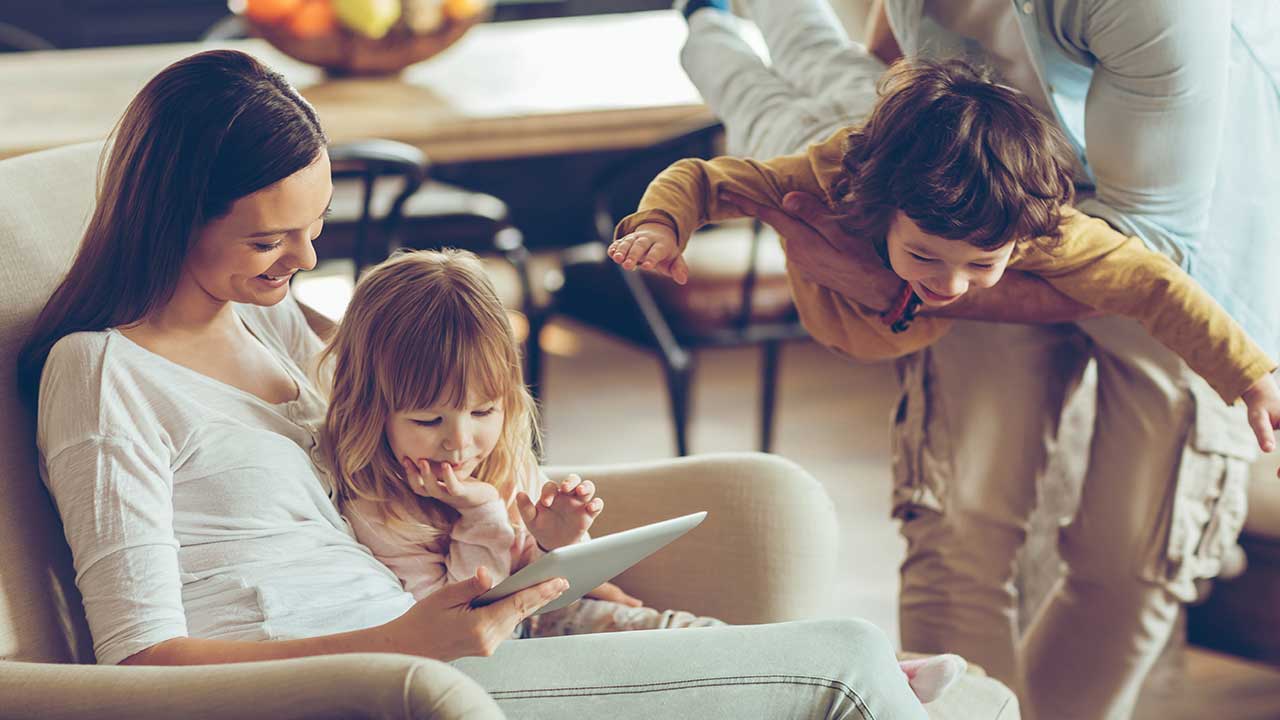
[0,141,102,662]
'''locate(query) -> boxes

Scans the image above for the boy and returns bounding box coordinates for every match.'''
[610,10,1280,450]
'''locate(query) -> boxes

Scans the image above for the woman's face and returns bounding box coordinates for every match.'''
[185,151,333,307]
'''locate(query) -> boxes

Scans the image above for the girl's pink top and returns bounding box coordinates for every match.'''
[344,465,554,600]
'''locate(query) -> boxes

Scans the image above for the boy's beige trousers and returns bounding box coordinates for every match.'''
[893,317,1252,719]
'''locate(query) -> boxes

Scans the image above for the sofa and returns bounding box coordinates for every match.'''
[0,141,1017,718]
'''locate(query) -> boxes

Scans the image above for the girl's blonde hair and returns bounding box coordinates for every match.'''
[320,249,539,546]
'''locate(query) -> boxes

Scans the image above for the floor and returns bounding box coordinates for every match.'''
[534,320,1280,720]
[295,263,1280,719]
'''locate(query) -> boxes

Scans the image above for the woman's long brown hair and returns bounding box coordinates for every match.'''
[17,49,326,409]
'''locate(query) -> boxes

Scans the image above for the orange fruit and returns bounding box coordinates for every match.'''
[245,0,305,24]
[443,0,485,20]
[286,0,338,38]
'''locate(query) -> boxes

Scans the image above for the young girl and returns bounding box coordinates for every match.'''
[320,248,965,702]
[319,248,720,638]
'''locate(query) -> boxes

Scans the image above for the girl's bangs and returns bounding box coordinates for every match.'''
[381,308,515,413]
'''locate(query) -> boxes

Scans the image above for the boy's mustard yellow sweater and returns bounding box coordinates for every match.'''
[616,129,1276,404]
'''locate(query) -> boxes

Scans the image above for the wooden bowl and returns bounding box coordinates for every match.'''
[246,10,487,76]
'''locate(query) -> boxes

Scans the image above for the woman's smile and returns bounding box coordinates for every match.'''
[256,270,295,287]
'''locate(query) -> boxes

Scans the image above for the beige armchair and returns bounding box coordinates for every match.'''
[0,142,1016,718]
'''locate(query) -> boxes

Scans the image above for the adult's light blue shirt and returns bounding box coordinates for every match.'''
[885,0,1280,357]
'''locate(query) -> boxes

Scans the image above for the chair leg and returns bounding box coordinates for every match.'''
[524,309,546,403]
[760,340,781,453]
[498,235,543,400]
[665,358,695,457]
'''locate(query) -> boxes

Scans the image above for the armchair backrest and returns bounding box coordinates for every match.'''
[0,142,102,663]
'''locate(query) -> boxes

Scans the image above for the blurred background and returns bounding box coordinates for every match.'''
[3,2,1278,717]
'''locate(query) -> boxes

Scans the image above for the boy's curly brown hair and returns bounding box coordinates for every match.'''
[832,58,1075,251]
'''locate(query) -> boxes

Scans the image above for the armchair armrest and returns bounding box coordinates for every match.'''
[1,654,501,720]
[544,455,1021,718]
[544,452,838,624]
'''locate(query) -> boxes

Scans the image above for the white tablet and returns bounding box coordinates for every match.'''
[473,511,707,615]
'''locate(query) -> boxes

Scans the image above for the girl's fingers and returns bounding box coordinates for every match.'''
[441,463,463,493]
[587,498,603,516]
[559,474,582,495]
[406,458,452,502]
[421,460,455,497]
[575,479,595,500]
[403,457,428,490]
[539,481,559,508]
[437,474,458,497]
[418,458,438,481]
[516,491,537,525]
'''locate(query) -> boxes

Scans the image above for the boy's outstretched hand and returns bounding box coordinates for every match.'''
[1242,374,1280,467]
[517,474,604,551]
[609,223,689,285]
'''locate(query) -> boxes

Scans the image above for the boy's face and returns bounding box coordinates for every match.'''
[385,390,505,488]
[885,211,1014,307]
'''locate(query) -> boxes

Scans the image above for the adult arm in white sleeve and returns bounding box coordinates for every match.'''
[1074,0,1230,261]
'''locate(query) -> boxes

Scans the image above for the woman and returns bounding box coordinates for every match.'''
[16,49,924,718]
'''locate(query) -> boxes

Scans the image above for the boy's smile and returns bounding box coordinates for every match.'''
[884,211,1015,307]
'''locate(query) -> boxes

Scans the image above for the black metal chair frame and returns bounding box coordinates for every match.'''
[325,139,546,396]
[327,140,428,278]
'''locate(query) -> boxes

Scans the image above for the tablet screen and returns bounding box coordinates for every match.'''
[472,511,707,615]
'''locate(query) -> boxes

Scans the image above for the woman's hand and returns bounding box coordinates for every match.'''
[403,458,500,510]
[516,474,603,551]
[609,223,690,285]
[719,189,903,311]
[585,581,643,607]
[388,566,569,661]
[1242,373,1280,462]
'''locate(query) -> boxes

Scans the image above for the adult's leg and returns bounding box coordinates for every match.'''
[735,0,886,124]
[680,9,846,158]
[1021,316,1255,720]
[893,320,1086,698]
[454,618,928,719]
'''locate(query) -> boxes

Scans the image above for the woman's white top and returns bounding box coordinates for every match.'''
[36,293,415,665]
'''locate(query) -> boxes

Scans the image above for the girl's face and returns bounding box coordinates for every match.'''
[884,211,1014,307]
[184,151,333,308]
[385,390,506,490]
